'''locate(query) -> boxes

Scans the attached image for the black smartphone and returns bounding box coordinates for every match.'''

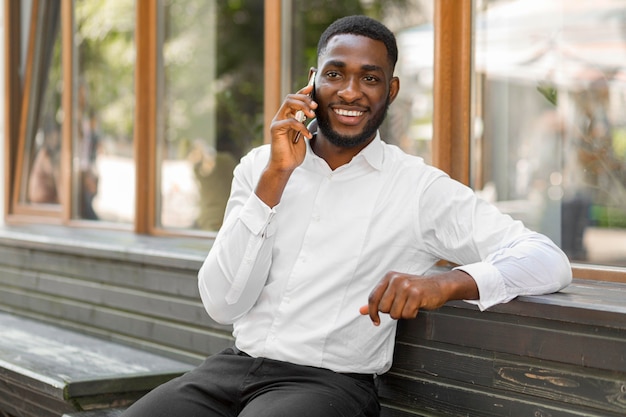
[293,71,316,143]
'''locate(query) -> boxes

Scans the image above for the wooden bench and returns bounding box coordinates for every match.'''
[379,282,626,416]
[0,225,624,417]
[62,411,126,417]
[0,311,192,417]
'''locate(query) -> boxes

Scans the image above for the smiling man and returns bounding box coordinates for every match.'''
[122,15,571,417]
[312,29,397,152]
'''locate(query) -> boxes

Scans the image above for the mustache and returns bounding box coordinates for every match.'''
[312,88,363,107]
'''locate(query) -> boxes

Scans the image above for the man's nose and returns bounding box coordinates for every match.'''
[337,78,362,102]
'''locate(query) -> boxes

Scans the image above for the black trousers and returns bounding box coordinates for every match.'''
[121,347,380,417]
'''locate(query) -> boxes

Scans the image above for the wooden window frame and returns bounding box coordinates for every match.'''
[3,0,21,219]
[432,0,472,185]
[134,0,157,234]
[3,0,624,283]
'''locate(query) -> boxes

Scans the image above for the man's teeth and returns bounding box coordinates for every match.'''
[335,109,363,117]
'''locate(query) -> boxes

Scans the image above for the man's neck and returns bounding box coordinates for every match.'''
[311,133,375,171]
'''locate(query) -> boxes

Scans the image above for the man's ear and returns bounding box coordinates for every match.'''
[388,76,400,104]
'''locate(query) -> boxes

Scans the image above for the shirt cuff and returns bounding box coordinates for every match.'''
[454,262,507,311]
[239,193,278,237]
[224,194,277,305]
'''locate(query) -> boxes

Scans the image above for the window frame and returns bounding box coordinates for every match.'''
[3,0,624,283]
[134,0,157,234]
[432,0,472,185]
[3,0,21,219]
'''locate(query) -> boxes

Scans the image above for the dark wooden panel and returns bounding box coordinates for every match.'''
[380,403,435,417]
[0,378,74,417]
[493,361,626,415]
[378,373,620,417]
[391,342,626,415]
[0,269,208,323]
[0,245,202,298]
[0,287,232,363]
[0,266,210,325]
[397,307,626,373]
[0,398,58,417]
[392,341,493,386]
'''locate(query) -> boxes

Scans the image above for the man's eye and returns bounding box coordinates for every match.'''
[326,71,341,78]
[363,75,379,83]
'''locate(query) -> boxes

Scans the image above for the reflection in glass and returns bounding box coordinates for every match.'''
[74,0,136,222]
[473,0,626,267]
[288,0,435,163]
[158,0,264,231]
[21,1,62,206]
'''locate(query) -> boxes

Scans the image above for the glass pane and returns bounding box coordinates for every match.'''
[157,0,264,231]
[22,2,63,206]
[288,0,435,162]
[473,0,626,267]
[74,0,136,222]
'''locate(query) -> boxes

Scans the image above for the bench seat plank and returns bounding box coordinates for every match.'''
[0,312,193,416]
[63,408,127,417]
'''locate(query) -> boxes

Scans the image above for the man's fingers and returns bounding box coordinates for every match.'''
[368,309,381,326]
[401,300,420,320]
[281,91,316,122]
[362,273,428,325]
[388,290,411,320]
[270,118,312,141]
[365,277,392,326]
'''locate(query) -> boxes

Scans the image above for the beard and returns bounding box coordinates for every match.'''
[313,92,390,149]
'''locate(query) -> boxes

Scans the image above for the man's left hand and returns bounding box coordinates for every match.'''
[359,270,478,326]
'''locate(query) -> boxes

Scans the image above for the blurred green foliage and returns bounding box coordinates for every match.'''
[74,0,412,159]
[76,0,135,146]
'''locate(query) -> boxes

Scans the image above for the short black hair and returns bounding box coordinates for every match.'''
[317,15,398,71]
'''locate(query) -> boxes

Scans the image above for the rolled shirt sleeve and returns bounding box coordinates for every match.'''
[455,232,572,310]
[420,176,572,310]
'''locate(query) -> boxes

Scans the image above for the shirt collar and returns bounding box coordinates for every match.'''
[359,131,384,171]
[305,129,384,172]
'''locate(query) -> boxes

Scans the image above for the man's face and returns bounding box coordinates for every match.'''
[313,34,399,148]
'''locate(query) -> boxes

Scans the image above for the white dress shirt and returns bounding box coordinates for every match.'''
[198,133,572,375]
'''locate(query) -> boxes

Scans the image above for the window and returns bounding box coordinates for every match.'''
[73,0,136,223]
[6,0,265,233]
[156,0,264,231]
[473,0,626,274]
[4,0,625,283]
[286,0,435,162]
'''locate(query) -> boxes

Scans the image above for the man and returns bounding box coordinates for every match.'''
[123,15,571,417]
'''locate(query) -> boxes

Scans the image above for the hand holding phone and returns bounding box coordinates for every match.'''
[293,71,316,143]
